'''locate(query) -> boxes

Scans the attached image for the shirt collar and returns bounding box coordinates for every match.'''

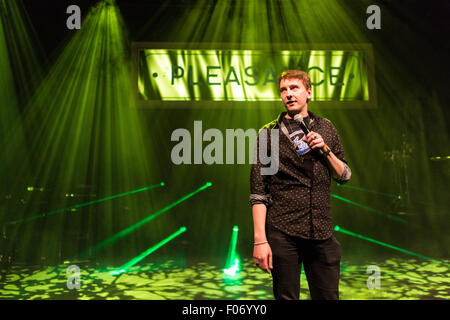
[276,110,317,127]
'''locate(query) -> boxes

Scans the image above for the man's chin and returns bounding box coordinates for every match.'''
[285,105,301,113]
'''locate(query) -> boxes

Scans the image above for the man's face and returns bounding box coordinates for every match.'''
[279,78,312,116]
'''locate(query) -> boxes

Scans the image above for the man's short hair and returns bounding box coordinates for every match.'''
[278,70,311,91]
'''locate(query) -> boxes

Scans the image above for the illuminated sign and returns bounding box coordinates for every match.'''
[132,43,376,108]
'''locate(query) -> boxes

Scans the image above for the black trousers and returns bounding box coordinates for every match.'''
[266,224,341,300]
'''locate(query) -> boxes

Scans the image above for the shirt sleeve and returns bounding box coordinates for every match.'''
[249,129,272,206]
[329,122,352,184]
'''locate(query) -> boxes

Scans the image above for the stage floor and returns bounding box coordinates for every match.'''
[0,257,449,300]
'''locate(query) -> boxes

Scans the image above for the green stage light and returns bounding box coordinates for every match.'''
[111,226,186,275]
[224,258,240,277]
[335,184,399,199]
[6,183,164,225]
[331,194,407,224]
[334,225,450,267]
[3,0,164,263]
[3,0,445,269]
[76,183,211,259]
[224,225,240,277]
[430,156,450,161]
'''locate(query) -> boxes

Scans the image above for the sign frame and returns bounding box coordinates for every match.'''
[131,42,377,109]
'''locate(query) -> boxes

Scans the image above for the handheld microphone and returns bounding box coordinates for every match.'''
[293,114,324,156]
[293,114,310,135]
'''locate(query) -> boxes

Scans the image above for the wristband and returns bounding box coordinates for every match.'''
[254,241,268,246]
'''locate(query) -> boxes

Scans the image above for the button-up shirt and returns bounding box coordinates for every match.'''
[250,111,351,240]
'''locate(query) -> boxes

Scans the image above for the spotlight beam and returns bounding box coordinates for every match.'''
[75,182,212,259]
[334,225,450,267]
[5,182,165,225]
[111,226,186,275]
[336,183,400,199]
[331,194,408,224]
[224,225,239,276]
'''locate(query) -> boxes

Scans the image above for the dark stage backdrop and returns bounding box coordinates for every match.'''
[1,0,448,267]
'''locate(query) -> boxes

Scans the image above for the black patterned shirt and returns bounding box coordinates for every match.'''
[249,111,351,240]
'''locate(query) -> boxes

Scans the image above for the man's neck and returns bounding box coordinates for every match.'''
[285,110,309,120]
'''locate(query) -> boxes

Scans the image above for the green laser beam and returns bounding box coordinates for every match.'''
[336,183,400,199]
[334,225,449,267]
[430,156,450,161]
[6,182,165,225]
[76,182,212,259]
[111,226,187,275]
[224,225,239,270]
[331,194,407,224]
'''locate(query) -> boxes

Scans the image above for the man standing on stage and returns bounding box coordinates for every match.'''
[250,70,351,300]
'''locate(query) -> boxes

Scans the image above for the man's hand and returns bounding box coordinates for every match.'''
[253,243,273,274]
[303,130,347,178]
[302,131,325,150]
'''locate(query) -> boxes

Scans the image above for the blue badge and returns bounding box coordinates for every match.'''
[290,130,311,156]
